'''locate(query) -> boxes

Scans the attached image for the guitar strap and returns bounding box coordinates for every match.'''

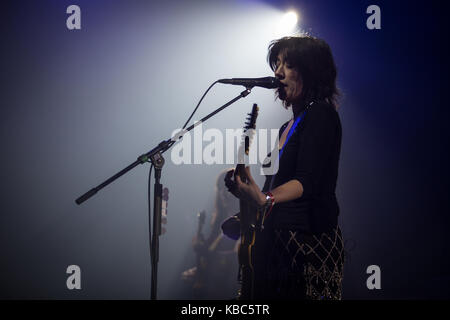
[268,101,313,191]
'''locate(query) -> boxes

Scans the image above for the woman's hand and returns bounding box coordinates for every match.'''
[224,166,266,208]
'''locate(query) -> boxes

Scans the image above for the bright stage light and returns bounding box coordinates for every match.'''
[274,10,299,38]
[282,11,298,28]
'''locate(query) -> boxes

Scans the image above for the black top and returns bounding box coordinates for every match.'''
[262,101,342,234]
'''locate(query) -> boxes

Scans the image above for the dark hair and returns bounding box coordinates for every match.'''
[268,35,340,109]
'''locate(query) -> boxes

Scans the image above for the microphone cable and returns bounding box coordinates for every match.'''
[181,80,219,130]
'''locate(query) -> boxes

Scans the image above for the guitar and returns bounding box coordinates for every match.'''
[235,103,261,300]
[193,210,207,290]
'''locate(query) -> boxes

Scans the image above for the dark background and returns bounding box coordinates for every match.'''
[1,0,449,299]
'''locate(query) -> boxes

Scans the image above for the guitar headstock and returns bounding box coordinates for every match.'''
[162,187,169,202]
[161,187,169,235]
[244,104,259,131]
[198,210,206,227]
[244,104,259,155]
[197,210,206,238]
[237,104,259,166]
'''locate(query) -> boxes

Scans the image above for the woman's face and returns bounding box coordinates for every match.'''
[274,52,303,105]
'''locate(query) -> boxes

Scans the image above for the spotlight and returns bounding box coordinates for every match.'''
[275,10,299,37]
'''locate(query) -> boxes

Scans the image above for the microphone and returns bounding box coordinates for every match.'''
[218,76,282,89]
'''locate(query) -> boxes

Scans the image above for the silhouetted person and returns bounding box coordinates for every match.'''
[181,169,239,299]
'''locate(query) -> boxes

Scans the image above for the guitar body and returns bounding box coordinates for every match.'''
[235,104,262,300]
[237,172,261,300]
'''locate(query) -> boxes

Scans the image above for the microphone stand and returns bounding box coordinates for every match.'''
[75,87,252,300]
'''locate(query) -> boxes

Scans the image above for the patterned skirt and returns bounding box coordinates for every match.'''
[264,227,345,300]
